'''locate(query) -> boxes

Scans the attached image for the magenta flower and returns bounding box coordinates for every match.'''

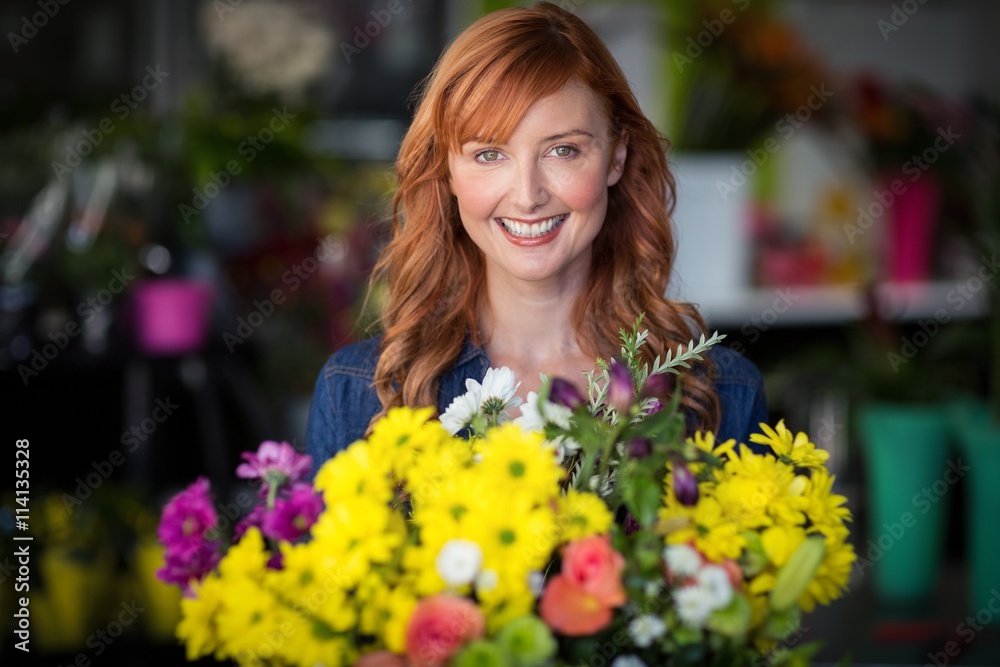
[262,483,323,542]
[156,477,221,588]
[236,441,312,488]
[549,377,586,411]
[606,361,634,415]
[233,505,266,542]
[627,438,652,459]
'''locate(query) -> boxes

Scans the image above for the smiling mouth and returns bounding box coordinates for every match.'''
[497,214,567,239]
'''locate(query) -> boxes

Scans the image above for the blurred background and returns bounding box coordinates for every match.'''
[1,0,999,665]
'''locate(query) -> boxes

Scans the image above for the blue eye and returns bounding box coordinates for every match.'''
[476,149,501,163]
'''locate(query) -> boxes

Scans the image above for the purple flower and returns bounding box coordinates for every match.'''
[644,398,663,416]
[623,511,641,535]
[234,505,266,542]
[627,438,652,459]
[156,477,221,588]
[641,372,674,400]
[549,377,586,411]
[607,360,634,415]
[236,441,312,489]
[672,460,699,507]
[262,483,323,542]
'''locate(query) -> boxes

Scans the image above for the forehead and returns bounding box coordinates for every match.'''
[460,79,611,146]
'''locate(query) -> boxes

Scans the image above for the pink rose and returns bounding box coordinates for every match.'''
[405,595,485,667]
[561,534,626,607]
[539,573,614,636]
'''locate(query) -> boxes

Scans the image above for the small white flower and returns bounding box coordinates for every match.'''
[440,389,480,435]
[515,390,573,431]
[611,656,647,667]
[627,614,667,648]
[527,570,546,598]
[695,565,733,610]
[664,544,702,578]
[673,585,716,628]
[475,568,499,593]
[435,539,483,587]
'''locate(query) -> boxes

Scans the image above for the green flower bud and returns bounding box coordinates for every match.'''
[496,616,557,667]
[770,536,825,612]
[454,641,509,667]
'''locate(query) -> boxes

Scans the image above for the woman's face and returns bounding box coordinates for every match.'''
[448,79,627,286]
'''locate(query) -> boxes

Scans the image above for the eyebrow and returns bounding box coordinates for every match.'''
[466,129,595,146]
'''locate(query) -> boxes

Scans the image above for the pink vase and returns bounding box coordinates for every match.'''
[133,279,213,356]
[883,175,941,283]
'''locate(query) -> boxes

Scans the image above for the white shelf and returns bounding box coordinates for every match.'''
[694,281,990,329]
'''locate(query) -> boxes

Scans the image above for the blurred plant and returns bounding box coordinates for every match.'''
[666,0,829,150]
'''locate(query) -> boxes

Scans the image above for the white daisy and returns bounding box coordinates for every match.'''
[674,585,716,628]
[515,390,573,431]
[695,565,733,610]
[440,389,481,435]
[478,366,523,418]
[435,539,483,587]
[628,614,667,648]
[664,544,702,578]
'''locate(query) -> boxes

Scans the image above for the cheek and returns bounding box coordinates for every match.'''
[553,165,610,213]
[452,170,503,220]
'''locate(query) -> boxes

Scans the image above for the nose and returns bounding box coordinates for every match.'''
[507,159,549,213]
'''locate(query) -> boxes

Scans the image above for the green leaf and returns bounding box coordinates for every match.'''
[770,537,825,612]
[706,594,752,640]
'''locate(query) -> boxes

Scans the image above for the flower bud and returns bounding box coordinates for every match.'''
[672,460,699,506]
[606,361,634,415]
[627,438,652,459]
[644,398,663,416]
[549,377,586,411]
[641,372,672,399]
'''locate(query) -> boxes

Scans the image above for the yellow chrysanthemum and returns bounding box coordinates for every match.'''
[662,497,745,562]
[472,495,558,576]
[406,436,476,505]
[270,542,357,632]
[555,489,613,542]
[750,420,830,470]
[803,467,853,530]
[714,445,808,529]
[687,430,738,465]
[380,585,420,653]
[411,469,491,545]
[799,525,856,612]
[213,576,281,661]
[476,571,536,631]
[218,527,268,581]
[476,423,563,504]
[311,499,407,588]
[760,524,807,568]
[278,618,356,667]
[177,575,224,661]
[366,406,449,479]
[315,440,394,507]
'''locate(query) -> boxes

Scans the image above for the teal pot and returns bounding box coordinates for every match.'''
[858,403,952,604]
[951,399,1000,620]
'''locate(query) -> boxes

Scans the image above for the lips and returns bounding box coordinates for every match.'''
[496,214,567,240]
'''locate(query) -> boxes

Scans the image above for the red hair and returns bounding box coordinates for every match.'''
[371,1,719,431]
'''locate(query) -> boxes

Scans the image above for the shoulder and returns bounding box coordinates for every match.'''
[321,336,383,381]
[706,345,764,391]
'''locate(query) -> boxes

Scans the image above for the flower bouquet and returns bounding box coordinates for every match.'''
[157,318,855,666]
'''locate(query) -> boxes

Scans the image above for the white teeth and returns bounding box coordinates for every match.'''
[499,214,566,238]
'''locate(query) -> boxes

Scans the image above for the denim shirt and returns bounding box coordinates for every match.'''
[305,336,768,473]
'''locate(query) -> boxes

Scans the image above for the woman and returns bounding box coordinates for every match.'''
[305,2,766,468]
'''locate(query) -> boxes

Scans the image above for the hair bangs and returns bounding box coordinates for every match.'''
[443,43,578,152]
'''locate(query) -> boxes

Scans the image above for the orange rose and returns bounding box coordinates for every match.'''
[539,573,614,635]
[561,534,626,607]
[405,595,485,667]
